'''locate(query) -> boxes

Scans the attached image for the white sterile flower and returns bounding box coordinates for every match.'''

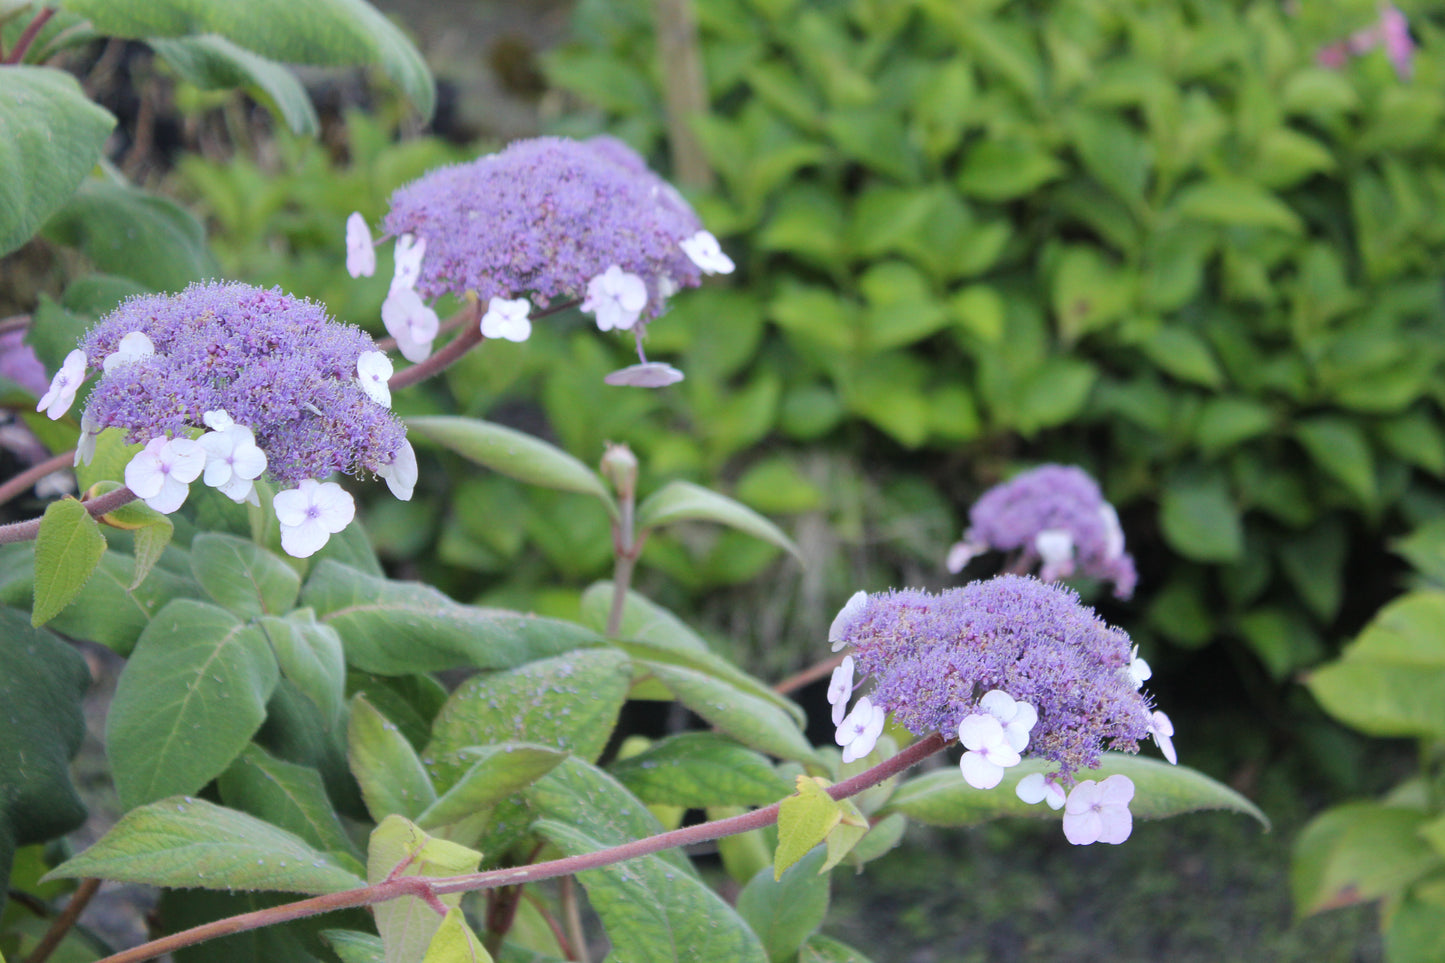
[581,265,648,332]
[37,349,86,420]
[1062,774,1135,846]
[836,695,886,763]
[946,536,985,574]
[346,212,376,278]
[1099,502,1125,559]
[381,287,440,363]
[1127,645,1152,689]
[391,234,426,292]
[374,439,418,501]
[479,296,532,343]
[36,470,74,498]
[101,331,155,373]
[198,414,267,504]
[356,351,393,407]
[1016,772,1066,811]
[274,478,356,558]
[829,590,868,652]
[978,689,1038,753]
[1149,710,1177,765]
[657,275,679,299]
[827,655,856,727]
[603,362,684,387]
[958,712,1021,790]
[680,230,735,275]
[124,436,205,514]
[74,412,101,467]
[1035,528,1075,582]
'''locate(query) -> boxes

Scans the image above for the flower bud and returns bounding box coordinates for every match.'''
[600,442,638,501]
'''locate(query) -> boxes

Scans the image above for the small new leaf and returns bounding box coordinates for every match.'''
[776,776,842,879]
[33,496,106,626]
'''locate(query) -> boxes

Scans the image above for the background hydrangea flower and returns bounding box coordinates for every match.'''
[78,282,409,487]
[947,464,1138,599]
[381,136,707,320]
[832,575,1157,782]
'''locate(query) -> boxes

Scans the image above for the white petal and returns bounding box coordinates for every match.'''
[1035,528,1074,567]
[946,539,982,574]
[391,234,426,291]
[959,752,1004,790]
[312,481,356,533]
[480,297,533,343]
[74,413,100,467]
[979,690,1018,724]
[123,440,168,499]
[1099,503,1125,559]
[828,590,868,651]
[346,212,376,278]
[376,440,418,501]
[165,438,206,483]
[37,349,86,420]
[102,331,155,372]
[356,350,394,407]
[280,518,330,558]
[1062,808,1102,846]
[957,713,1005,752]
[202,409,235,431]
[680,230,735,275]
[603,362,683,387]
[145,475,192,514]
[272,484,312,526]
[217,474,256,504]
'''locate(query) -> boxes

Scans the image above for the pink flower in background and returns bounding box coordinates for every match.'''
[1318,4,1414,80]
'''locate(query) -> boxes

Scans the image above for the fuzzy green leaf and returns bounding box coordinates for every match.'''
[32,497,107,627]
[636,480,801,562]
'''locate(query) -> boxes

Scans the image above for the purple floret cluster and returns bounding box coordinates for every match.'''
[837,576,1153,781]
[952,464,1137,599]
[80,282,407,484]
[382,136,704,318]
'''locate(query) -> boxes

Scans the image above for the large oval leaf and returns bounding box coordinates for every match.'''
[150,34,319,135]
[0,66,116,257]
[636,480,801,562]
[106,599,280,809]
[407,415,616,516]
[58,0,434,118]
[302,560,604,674]
[191,532,301,618]
[881,754,1269,829]
[46,796,365,894]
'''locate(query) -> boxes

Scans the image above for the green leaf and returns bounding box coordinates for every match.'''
[774,777,841,877]
[106,598,279,809]
[217,744,360,860]
[0,66,116,258]
[955,140,1063,200]
[1295,417,1377,506]
[322,930,386,963]
[417,744,566,833]
[259,610,346,729]
[348,694,437,823]
[303,560,604,674]
[32,496,106,626]
[609,733,793,809]
[580,581,709,653]
[191,532,301,617]
[530,758,768,963]
[1195,397,1274,457]
[882,754,1269,829]
[150,34,319,135]
[425,648,632,791]
[59,0,434,119]
[1173,179,1303,233]
[1140,327,1224,388]
[737,849,830,963]
[1159,472,1243,562]
[621,642,814,763]
[100,497,175,590]
[423,909,493,963]
[798,934,876,963]
[1293,802,1440,915]
[636,480,801,562]
[407,415,616,516]
[1395,520,1445,587]
[42,179,219,291]
[1305,591,1445,739]
[367,816,480,963]
[611,635,807,728]
[41,550,201,654]
[46,796,366,894]
[0,611,90,900]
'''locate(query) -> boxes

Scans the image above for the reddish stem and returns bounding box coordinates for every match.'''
[4,6,55,64]
[774,652,848,695]
[0,485,137,544]
[92,734,948,963]
[0,450,76,508]
[24,878,100,963]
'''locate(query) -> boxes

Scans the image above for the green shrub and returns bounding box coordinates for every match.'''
[545,0,1445,676]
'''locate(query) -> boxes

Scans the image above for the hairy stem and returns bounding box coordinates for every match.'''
[4,6,54,64]
[94,734,948,963]
[0,450,77,508]
[773,651,848,695]
[24,878,100,963]
[0,485,137,544]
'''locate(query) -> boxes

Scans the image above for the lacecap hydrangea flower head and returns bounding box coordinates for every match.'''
[346,135,733,384]
[947,464,1137,599]
[39,281,416,558]
[826,575,1176,846]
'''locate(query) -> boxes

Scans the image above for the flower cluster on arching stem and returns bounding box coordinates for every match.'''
[344,135,733,385]
[826,575,1177,846]
[947,463,1138,599]
[37,281,417,559]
